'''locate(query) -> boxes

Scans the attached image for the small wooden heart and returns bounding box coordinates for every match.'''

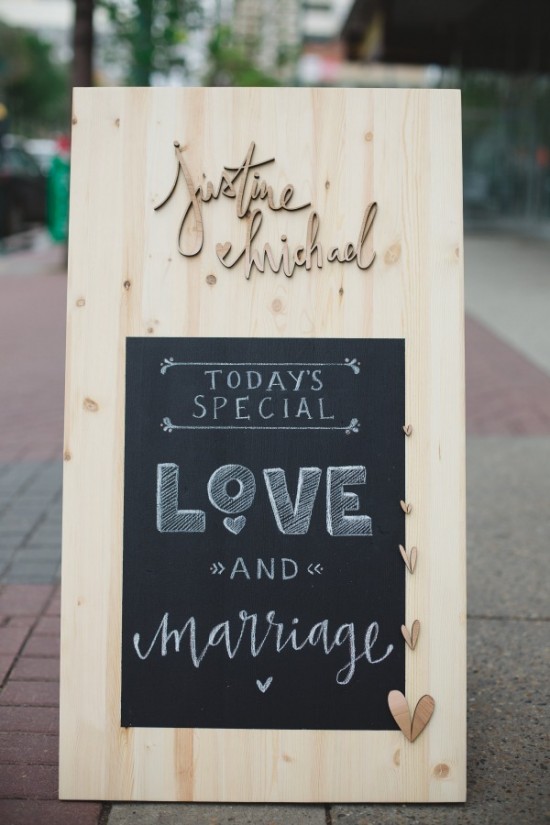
[398,544,417,573]
[400,500,412,514]
[388,690,435,742]
[402,424,413,436]
[216,241,232,261]
[401,619,420,650]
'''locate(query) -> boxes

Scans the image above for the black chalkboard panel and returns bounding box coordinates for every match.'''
[121,337,405,730]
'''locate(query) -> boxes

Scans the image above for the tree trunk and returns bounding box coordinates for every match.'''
[131,0,154,86]
[72,0,94,88]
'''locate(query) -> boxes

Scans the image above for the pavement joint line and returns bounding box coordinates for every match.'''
[99,803,113,824]
[0,584,58,691]
[468,614,550,621]
[0,463,58,519]
[0,474,62,582]
[0,447,27,471]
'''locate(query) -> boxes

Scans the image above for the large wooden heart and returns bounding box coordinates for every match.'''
[387,690,435,742]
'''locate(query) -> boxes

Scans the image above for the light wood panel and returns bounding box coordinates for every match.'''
[60,87,465,802]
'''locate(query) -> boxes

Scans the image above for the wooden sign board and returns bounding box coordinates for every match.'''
[60,87,466,802]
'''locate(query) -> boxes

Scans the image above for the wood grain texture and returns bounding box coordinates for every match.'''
[59,87,466,802]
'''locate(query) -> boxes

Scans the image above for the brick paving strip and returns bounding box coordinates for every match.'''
[0,584,103,824]
[0,275,65,464]
[465,316,550,435]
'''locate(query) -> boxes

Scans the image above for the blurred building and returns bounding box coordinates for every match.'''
[339,0,550,234]
[340,0,550,73]
[231,0,301,81]
[0,0,73,60]
[297,0,433,87]
[0,0,120,84]
[302,0,353,43]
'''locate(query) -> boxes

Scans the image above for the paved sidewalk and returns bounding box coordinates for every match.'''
[465,232,550,376]
[0,585,103,824]
[0,234,549,824]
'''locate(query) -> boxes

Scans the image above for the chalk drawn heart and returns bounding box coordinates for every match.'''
[216,241,232,260]
[401,619,420,650]
[399,544,417,574]
[387,690,435,742]
[223,515,246,535]
[256,677,273,693]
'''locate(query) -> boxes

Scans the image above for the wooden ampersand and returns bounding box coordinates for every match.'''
[401,619,420,650]
[387,690,435,742]
[398,544,417,573]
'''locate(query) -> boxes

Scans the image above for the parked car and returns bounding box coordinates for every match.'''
[24,138,57,175]
[0,138,47,238]
[25,138,57,175]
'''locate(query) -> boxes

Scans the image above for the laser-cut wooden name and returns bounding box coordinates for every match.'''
[155,141,377,279]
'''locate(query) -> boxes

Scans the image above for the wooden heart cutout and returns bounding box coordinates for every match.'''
[401,619,420,650]
[399,544,418,573]
[400,500,412,514]
[398,544,417,573]
[216,241,232,261]
[411,694,435,742]
[402,424,413,436]
[388,690,435,742]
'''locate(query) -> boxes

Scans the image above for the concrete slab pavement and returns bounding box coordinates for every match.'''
[107,804,328,824]
[0,232,549,824]
[331,618,549,824]
[467,437,550,620]
[465,232,550,377]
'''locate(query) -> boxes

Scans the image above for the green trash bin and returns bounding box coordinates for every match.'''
[47,141,70,243]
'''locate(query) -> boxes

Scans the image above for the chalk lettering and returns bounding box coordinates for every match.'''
[230,557,251,579]
[156,464,205,533]
[282,558,298,579]
[264,467,322,535]
[192,395,207,418]
[207,464,256,514]
[133,611,394,686]
[326,466,372,536]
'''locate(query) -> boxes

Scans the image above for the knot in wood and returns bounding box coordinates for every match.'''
[384,243,401,265]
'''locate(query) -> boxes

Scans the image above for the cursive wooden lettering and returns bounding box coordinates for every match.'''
[154,141,377,277]
[155,141,311,258]
[356,202,378,270]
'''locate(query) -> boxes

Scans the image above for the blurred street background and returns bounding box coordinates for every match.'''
[0,1,549,824]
